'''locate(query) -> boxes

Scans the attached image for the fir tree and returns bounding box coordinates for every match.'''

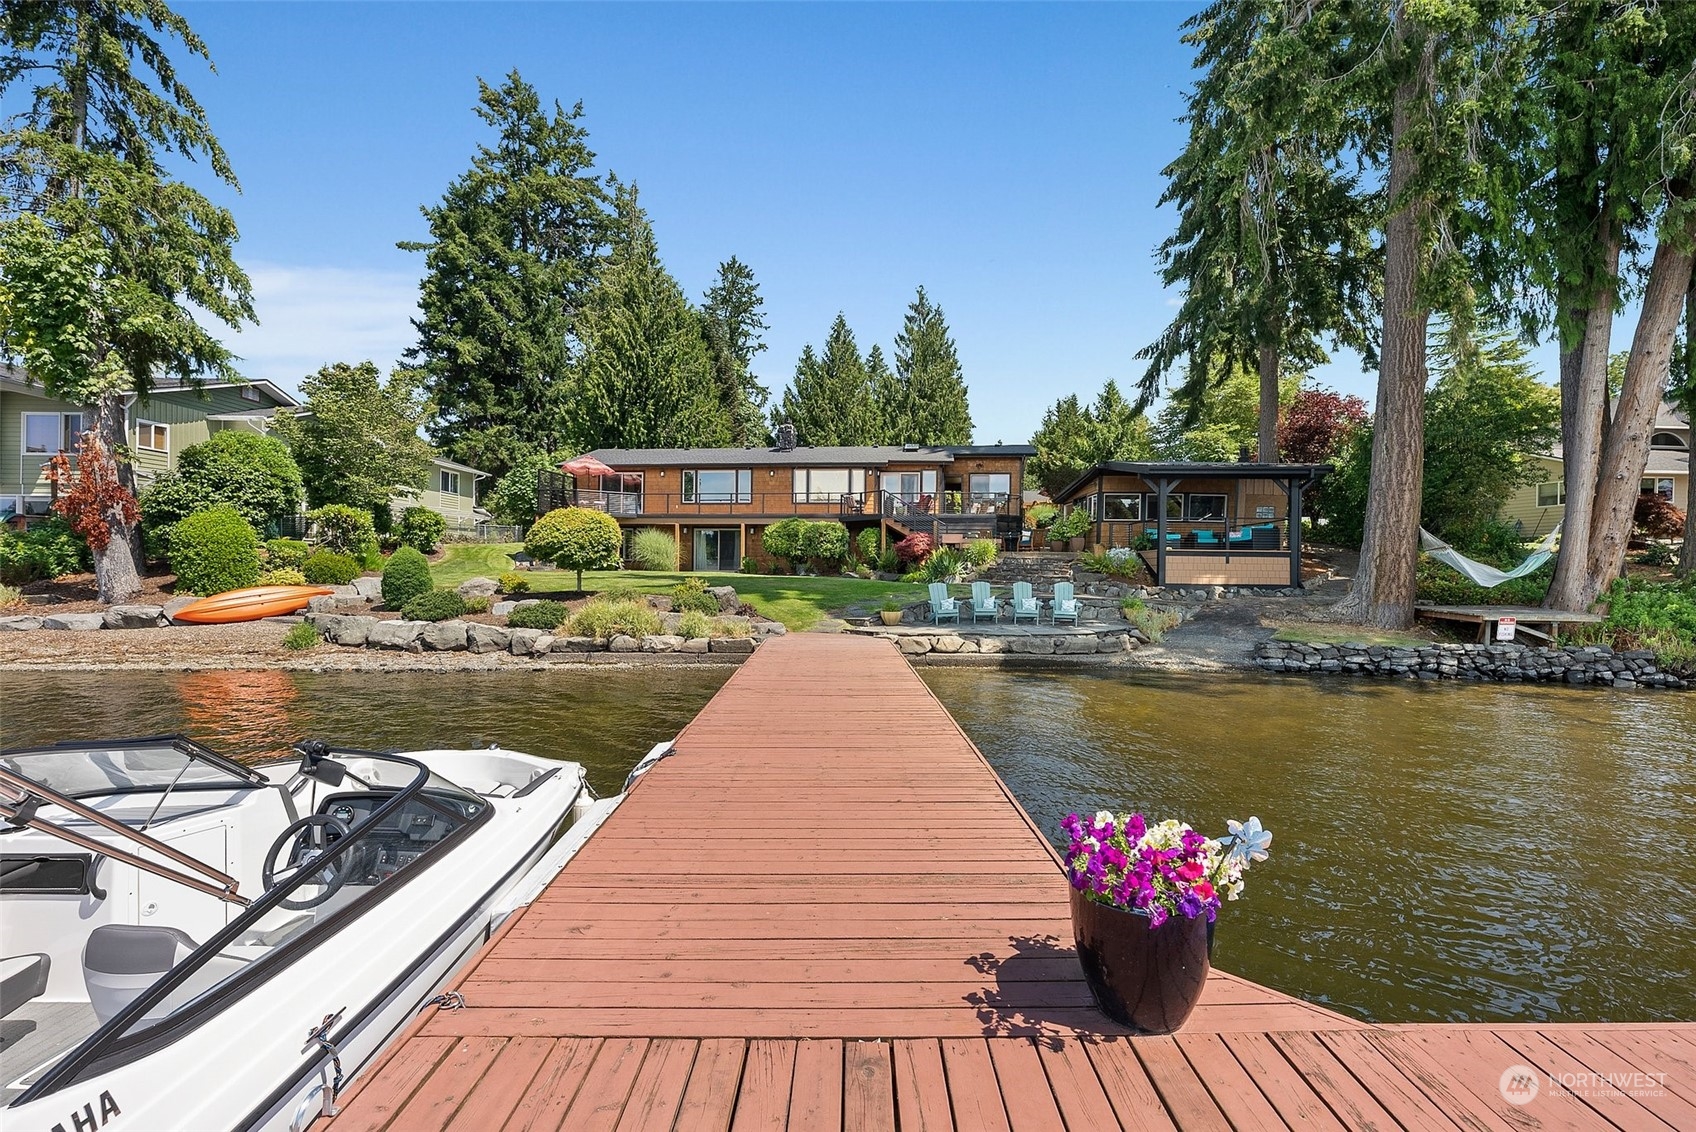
[865,345,899,443]
[889,287,974,445]
[401,72,610,480]
[700,257,771,445]
[773,314,880,446]
[568,184,730,450]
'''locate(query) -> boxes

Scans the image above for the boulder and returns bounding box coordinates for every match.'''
[103,604,166,629]
[642,634,685,652]
[608,634,641,653]
[492,601,518,617]
[707,585,740,612]
[929,635,965,653]
[421,620,469,651]
[512,598,542,609]
[659,612,684,633]
[0,615,42,631]
[307,595,339,613]
[552,636,603,652]
[457,576,500,599]
[752,621,788,636]
[648,596,675,613]
[708,636,756,654]
[313,614,373,647]
[678,637,711,653]
[352,576,383,601]
[1007,636,1055,655]
[367,620,424,650]
[897,636,933,655]
[1098,633,1132,653]
[507,627,546,656]
[532,634,556,655]
[42,613,106,631]
[466,623,511,654]
[974,636,1007,654]
[163,596,200,623]
[1055,634,1100,654]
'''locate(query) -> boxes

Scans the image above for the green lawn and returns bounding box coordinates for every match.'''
[431,543,924,630]
[1271,623,1430,648]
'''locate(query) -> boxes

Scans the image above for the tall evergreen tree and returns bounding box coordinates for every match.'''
[700,257,771,445]
[773,314,880,446]
[567,184,730,450]
[0,0,253,602]
[865,345,899,444]
[401,71,609,480]
[889,287,974,444]
[1027,381,1153,496]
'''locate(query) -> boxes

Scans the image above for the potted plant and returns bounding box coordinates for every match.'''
[1060,811,1271,1034]
[1051,507,1091,552]
[879,596,905,626]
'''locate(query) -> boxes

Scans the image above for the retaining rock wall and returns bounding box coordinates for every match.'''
[304,611,770,659]
[1255,640,1685,689]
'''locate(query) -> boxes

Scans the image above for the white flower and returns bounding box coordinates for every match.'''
[1226,817,1272,863]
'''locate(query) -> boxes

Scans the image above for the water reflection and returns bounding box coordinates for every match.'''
[920,668,1696,1024]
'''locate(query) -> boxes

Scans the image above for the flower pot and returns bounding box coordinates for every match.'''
[1069,888,1213,1034]
[1067,537,1085,552]
[879,611,903,625]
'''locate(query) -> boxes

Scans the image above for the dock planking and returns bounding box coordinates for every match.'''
[323,634,1693,1131]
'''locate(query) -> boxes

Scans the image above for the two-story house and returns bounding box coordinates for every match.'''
[1,365,299,525]
[540,434,1035,571]
[1498,400,1690,537]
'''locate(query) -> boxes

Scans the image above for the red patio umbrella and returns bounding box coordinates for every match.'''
[560,454,619,480]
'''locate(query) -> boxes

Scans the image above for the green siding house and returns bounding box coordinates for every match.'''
[1,364,298,521]
[390,456,490,530]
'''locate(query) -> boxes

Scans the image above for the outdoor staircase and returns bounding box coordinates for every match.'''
[979,552,1077,587]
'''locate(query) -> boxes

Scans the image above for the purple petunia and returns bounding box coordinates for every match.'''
[1060,811,1271,930]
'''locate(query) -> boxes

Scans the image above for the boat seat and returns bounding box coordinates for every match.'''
[83,924,198,1023]
[0,953,50,1018]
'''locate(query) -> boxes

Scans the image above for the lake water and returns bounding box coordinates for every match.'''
[4,666,1690,1024]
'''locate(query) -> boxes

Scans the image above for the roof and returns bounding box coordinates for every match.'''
[1051,460,1335,503]
[583,443,1035,469]
[0,364,299,409]
[431,455,490,477]
[1544,444,1688,477]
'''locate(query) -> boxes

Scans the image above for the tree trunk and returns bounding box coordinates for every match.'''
[1257,343,1280,462]
[1543,232,1619,611]
[90,389,144,604]
[1333,44,1429,631]
[1583,220,1696,602]
[1680,278,1696,578]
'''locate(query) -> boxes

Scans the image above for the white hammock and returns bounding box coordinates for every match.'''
[1419,525,1561,588]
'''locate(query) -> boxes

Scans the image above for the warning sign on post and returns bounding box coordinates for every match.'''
[1496,616,1517,642]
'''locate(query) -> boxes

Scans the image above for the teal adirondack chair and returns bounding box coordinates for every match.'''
[1052,582,1080,626]
[928,582,960,625]
[968,581,1001,623]
[1010,581,1041,624]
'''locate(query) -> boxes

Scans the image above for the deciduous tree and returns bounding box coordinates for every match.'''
[0,0,253,601]
[272,362,434,514]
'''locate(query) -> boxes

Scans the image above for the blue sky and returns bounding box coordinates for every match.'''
[171,1,1542,444]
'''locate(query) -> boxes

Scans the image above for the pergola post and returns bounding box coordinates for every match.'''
[1094,476,1105,551]
[1155,478,1173,586]
[1286,476,1304,588]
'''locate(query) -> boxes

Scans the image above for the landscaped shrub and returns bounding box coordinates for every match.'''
[1635,494,1686,540]
[402,588,468,622]
[282,622,321,650]
[761,517,807,567]
[507,600,570,631]
[138,431,304,549]
[0,517,90,584]
[0,583,22,610]
[567,597,662,639]
[1049,507,1092,541]
[1079,548,1147,581]
[676,609,714,639]
[630,528,679,571]
[498,570,529,594]
[525,507,622,589]
[855,527,880,564]
[257,567,308,586]
[964,539,998,571]
[894,532,934,564]
[1587,576,1696,667]
[798,520,850,568]
[396,506,447,554]
[671,577,721,615]
[918,547,965,583]
[1121,600,1181,642]
[463,594,491,614]
[302,550,361,586]
[264,538,310,568]
[355,539,385,572]
[308,504,376,554]
[169,506,261,596]
[876,545,900,574]
[381,546,434,610]
[1025,503,1058,529]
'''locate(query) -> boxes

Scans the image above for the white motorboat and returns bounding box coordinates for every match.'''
[0,735,606,1131]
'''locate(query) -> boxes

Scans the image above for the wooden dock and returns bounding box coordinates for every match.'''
[321,634,1694,1131]
[1416,604,1603,644]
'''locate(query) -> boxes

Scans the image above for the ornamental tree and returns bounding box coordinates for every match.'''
[525,506,621,591]
[1278,386,1368,465]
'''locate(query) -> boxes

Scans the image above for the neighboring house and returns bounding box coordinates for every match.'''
[540,434,1035,571]
[1497,401,1690,537]
[1,364,298,523]
[390,456,491,531]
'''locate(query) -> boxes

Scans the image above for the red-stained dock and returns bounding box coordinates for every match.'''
[321,634,1695,1131]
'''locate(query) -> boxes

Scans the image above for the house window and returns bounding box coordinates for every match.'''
[683,469,751,504]
[1651,432,1686,449]
[239,385,262,402]
[1144,492,1185,520]
[1102,494,1143,521]
[967,473,1011,500]
[794,468,856,504]
[1536,481,1565,507]
[440,470,460,495]
[1642,478,1675,501]
[136,421,169,452]
[1185,494,1227,520]
[23,412,83,454]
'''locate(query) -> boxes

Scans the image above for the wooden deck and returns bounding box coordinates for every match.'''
[1416,604,1603,644]
[321,634,1694,1131]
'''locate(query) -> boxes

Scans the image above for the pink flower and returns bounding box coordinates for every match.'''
[1175,860,1204,882]
[1192,881,1215,901]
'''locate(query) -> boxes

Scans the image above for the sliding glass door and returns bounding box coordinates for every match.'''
[692,528,742,572]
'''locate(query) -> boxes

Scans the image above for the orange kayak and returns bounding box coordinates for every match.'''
[171,585,337,624]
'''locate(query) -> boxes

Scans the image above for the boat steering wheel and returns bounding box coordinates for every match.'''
[263,815,350,910]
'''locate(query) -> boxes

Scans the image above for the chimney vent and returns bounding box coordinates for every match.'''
[775,422,798,452]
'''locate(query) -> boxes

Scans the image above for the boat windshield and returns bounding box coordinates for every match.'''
[0,738,263,801]
[18,748,487,1101]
